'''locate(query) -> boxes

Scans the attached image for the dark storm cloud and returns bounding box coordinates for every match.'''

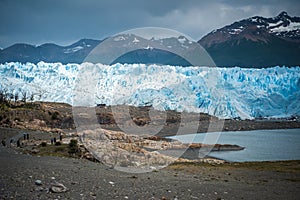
[0,0,299,48]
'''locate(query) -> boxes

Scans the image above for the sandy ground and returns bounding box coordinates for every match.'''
[0,128,300,199]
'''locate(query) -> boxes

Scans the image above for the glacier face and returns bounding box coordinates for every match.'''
[0,62,299,119]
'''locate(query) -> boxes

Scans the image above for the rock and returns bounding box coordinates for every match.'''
[31,149,40,154]
[130,175,138,179]
[35,186,44,192]
[90,192,96,197]
[50,182,68,193]
[35,180,42,186]
[109,181,115,185]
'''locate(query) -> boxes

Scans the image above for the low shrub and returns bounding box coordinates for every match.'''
[40,142,47,147]
[68,139,79,154]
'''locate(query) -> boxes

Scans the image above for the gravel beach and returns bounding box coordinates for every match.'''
[1,136,299,200]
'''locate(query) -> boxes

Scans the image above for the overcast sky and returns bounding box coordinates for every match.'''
[0,0,299,48]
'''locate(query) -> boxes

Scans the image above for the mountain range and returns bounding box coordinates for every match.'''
[0,11,299,68]
[0,39,101,64]
[199,11,300,67]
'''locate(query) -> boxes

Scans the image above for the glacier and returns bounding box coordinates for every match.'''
[0,62,299,119]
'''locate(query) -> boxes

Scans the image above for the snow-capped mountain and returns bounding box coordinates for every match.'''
[95,33,198,66]
[1,62,299,119]
[200,11,300,46]
[199,11,300,67]
[0,39,101,64]
[0,11,299,67]
[265,11,300,40]
[0,34,199,66]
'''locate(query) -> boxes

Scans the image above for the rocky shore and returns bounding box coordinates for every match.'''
[1,102,300,199]
[0,127,234,171]
[0,142,299,199]
[78,128,236,172]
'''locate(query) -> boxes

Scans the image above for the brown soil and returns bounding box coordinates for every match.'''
[1,102,299,137]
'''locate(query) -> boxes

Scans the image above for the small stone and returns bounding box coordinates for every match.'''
[35,186,44,191]
[90,192,96,196]
[109,181,115,185]
[51,177,56,180]
[35,180,42,186]
[50,182,68,193]
[31,149,40,154]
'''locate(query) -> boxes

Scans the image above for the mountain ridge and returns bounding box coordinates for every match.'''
[1,11,299,67]
[199,11,300,47]
[198,11,300,67]
[0,39,101,64]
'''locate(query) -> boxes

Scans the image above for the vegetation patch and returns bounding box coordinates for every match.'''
[169,160,300,173]
[26,140,81,158]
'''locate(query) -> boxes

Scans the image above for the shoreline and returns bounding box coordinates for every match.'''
[1,126,299,163]
[1,120,299,199]
[0,144,299,199]
[1,102,300,166]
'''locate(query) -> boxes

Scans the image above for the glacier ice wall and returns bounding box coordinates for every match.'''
[0,62,299,119]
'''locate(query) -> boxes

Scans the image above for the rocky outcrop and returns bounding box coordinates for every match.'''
[79,129,234,171]
[189,143,245,151]
[80,129,183,171]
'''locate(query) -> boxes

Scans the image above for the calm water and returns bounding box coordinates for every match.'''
[169,129,300,162]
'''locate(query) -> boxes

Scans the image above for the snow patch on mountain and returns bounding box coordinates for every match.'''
[132,37,140,43]
[222,12,300,39]
[143,45,153,50]
[178,36,187,44]
[270,21,300,33]
[0,62,299,119]
[113,35,127,41]
[64,46,84,54]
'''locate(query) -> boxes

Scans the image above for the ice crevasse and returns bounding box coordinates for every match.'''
[0,62,299,119]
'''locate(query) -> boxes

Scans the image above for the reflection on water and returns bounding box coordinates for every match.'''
[169,129,300,162]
